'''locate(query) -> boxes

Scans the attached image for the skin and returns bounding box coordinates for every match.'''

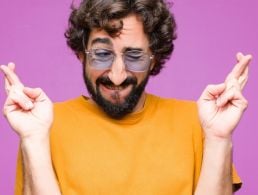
[0,14,252,195]
[0,63,60,195]
[81,15,154,111]
[195,53,251,195]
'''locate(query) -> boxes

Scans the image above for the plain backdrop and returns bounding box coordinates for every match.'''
[0,0,257,194]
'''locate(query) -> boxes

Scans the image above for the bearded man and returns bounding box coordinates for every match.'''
[0,0,252,194]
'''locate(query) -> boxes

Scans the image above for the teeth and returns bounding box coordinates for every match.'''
[105,85,126,90]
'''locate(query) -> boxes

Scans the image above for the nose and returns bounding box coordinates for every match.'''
[108,56,127,85]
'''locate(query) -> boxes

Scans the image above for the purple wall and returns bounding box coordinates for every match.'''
[0,0,257,194]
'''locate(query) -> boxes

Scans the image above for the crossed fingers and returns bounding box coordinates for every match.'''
[0,62,24,94]
[216,52,252,108]
[0,63,35,113]
[225,52,252,90]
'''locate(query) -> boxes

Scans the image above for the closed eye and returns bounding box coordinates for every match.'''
[93,49,114,60]
[125,53,145,62]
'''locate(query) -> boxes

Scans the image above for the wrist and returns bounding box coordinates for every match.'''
[204,127,233,142]
[205,135,232,143]
[21,133,50,151]
[204,136,233,154]
[20,134,52,169]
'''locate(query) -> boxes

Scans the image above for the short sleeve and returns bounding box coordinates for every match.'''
[232,164,242,192]
[14,147,23,195]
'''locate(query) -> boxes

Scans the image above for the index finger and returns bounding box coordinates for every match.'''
[4,77,11,94]
[0,63,24,87]
[225,53,252,82]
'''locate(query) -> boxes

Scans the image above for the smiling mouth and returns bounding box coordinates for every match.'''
[103,84,129,91]
[99,83,133,103]
[97,76,137,91]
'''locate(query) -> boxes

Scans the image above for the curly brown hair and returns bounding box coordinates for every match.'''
[65,0,177,76]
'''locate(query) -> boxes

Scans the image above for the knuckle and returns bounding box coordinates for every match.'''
[206,84,214,90]
[2,107,8,117]
[242,99,248,109]
[10,86,22,95]
[227,78,238,87]
[9,91,17,100]
[228,85,238,94]
[35,87,42,91]
[5,86,10,92]
[35,87,43,94]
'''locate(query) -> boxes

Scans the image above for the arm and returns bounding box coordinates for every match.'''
[195,136,233,194]
[1,63,61,195]
[21,137,60,195]
[195,53,252,195]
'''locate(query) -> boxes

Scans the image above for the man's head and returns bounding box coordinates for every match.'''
[65,0,177,118]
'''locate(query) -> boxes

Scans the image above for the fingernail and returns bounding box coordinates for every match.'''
[247,54,252,60]
[216,98,221,106]
[25,101,34,109]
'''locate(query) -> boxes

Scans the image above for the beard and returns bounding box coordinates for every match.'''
[83,68,150,119]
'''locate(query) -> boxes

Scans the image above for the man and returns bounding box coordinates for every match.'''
[0,0,252,194]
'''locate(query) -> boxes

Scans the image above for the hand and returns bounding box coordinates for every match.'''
[1,62,53,140]
[197,53,252,140]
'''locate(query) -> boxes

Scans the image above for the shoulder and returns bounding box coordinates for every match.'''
[51,96,90,125]
[148,93,202,134]
[148,94,198,117]
[54,96,85,108]
[53,96,91,113]
[50,96,91,140]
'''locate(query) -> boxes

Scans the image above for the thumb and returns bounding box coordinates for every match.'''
[200,83,226,100]
[23,87,45,101]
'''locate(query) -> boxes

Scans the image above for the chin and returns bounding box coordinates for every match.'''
[83,69,150,119]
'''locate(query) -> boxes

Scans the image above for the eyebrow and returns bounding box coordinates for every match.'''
[124,47,144,52]
[90,38,145,52]
[91,38,113,46]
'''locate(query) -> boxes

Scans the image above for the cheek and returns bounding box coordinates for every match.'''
[135,72,149,85]
[85,67,104,85]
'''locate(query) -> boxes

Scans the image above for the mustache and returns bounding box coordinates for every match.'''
[96,76,137,87]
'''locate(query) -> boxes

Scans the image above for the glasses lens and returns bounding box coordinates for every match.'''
[124,51,151,72]
[89,49,113,70]
[86,49,152,72]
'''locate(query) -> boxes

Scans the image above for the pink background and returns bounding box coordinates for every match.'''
[0,0,257,194]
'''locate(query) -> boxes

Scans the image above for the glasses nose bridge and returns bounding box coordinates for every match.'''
[112,51,126,66]
[108,52,127,85]
[110,51,127,71]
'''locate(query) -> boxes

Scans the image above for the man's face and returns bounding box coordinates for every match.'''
[82,15,153,119]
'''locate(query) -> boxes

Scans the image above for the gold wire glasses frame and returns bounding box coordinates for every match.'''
[85,48,154,72]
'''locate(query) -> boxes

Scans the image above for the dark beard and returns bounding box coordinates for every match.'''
[83,68,149,119]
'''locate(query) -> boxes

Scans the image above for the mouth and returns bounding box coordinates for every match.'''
[103,83,129,91]
[96,76,137,103]
[99,83,133,103]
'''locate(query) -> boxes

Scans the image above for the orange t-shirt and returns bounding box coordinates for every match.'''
[15,94,241,194]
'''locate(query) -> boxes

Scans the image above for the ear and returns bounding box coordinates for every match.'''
[150,57,156,71]
[77,52,85,63]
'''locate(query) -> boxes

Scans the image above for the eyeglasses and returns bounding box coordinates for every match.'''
[85,48,154,72]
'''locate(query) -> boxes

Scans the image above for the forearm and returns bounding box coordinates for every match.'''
[21,136,61,195]
[22,157,32,195]
[195,137,233,195]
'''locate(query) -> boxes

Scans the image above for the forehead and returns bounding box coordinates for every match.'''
[87,15,150,50]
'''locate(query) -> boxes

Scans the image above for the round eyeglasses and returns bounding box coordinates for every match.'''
[85,48,154,72]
